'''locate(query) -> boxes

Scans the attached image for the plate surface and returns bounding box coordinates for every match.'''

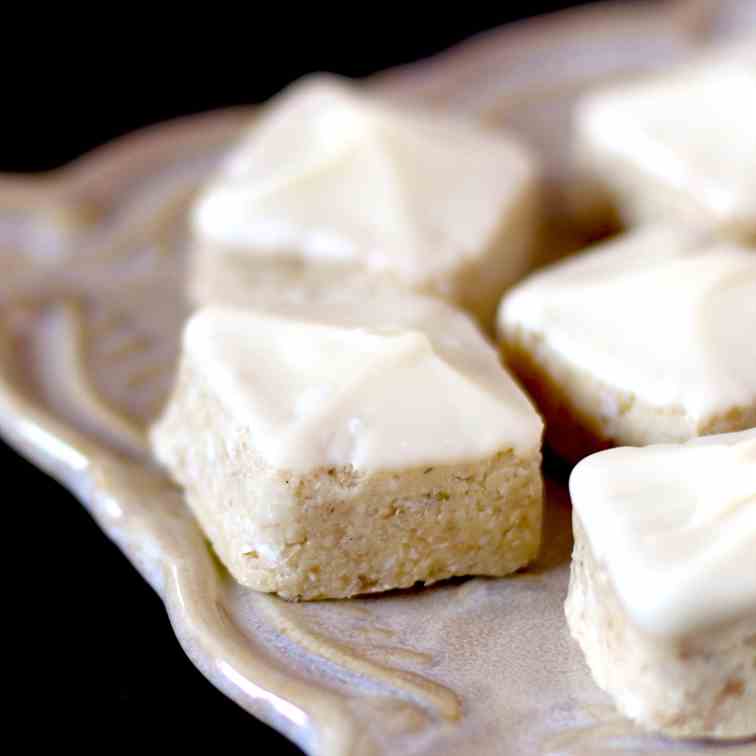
[1,2,754,754]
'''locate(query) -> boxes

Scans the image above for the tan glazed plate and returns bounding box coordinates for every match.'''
[1,2,754,754]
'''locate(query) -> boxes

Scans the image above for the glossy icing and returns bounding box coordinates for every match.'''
[193,75,537,285]
[184,298,543,472]
[499,225,756,425]
[576,37,756,234]
[570,429,756,636]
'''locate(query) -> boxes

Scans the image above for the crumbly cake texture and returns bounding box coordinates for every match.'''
[151,299,543,599]
[566,431,756,738]
[497,225,756,462]
[189,74,541,328]
[574,37,756,242]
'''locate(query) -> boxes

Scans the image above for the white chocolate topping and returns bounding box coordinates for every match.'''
[498,225,756,426]
[183,296,542,473]
[193,74,537,285]
[576,38,756,234]
[570,429,756,637]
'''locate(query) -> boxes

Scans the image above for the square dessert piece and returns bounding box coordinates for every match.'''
[497,224,756,462]
[151,293,544,599]
[574,38,756,242]
[566,430,756,739]
[189,74,541,328]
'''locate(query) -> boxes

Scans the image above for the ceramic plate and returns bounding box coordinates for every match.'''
[1,2,754,754]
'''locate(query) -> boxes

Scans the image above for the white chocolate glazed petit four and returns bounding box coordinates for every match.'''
[151,291,543,599]
[575,37,756,241]
[498,224,756,461]
[566,429,756,738]
[190,75,541,327]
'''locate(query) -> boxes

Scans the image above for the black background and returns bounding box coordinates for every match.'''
[4,3,604,752]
